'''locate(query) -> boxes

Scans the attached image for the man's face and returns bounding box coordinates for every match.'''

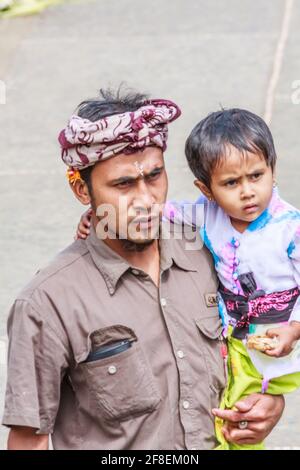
[89,146,168,245]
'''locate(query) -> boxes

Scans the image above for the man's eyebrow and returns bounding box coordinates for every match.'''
[111,175,137,185]
[111,166,164,185]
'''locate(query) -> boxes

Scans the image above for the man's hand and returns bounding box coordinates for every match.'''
[212,393,285,445]
[8,426,49,450]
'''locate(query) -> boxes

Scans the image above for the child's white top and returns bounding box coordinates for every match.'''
[166,189,300,380]
[199,188,300,326]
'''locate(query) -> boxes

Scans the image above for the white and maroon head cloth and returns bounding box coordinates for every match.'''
[59,99,181,170]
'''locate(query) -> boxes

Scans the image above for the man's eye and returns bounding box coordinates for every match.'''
[147,171,161,181]
[117,181,132,188]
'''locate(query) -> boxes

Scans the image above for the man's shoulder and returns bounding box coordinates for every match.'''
[162,221,214,268]
[16,239,90,302]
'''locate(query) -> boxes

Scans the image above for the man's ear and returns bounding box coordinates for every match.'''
[194,180,213,200]
[69,179,91,206]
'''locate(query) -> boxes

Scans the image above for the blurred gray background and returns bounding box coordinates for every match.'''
[0,0,299,449]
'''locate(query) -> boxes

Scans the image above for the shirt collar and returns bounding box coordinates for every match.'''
[86,225,131,295]
[159,222,199,272]
[247,187,280,232]
[86,222,197,295]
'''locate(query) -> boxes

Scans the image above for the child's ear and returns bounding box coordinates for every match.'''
[194,180,214,201]
[272,169,277,188]
[70,179,91,206]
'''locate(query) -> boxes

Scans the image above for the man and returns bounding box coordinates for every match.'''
[3,89,284,450]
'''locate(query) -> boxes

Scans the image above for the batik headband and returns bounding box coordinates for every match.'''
[58,99,181,183]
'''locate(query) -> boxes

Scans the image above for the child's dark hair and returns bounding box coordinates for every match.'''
[185,108,277,188]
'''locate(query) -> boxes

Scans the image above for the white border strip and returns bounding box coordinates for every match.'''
[264,0,294,125]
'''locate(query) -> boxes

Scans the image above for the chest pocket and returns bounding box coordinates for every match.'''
[76,325,161,422]
[195,314,227,404]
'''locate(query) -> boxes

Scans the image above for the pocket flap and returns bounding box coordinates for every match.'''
[195,315,223,339]
[90,325,137,351]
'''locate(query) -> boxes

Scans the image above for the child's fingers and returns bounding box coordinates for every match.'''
[75,209,92,240]
[86,208,92,220]
[266,328,280,338]
[264,346,283,357]
[76,231,88,240]
[79,224,90,235]
[83,216,91,228]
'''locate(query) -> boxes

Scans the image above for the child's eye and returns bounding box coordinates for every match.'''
[225,180,237,187]
[250,173,263,180]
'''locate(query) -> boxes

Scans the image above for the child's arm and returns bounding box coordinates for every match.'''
[163,195,207,227]
[265,226,300,357]
[76,196,208,239]
[265,321,300,357]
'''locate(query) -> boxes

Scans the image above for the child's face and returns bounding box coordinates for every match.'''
[198,146,274,233]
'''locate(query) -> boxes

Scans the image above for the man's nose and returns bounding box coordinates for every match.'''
[134,180,156,209]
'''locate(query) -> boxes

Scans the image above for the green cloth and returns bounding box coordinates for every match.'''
[0,0,70,17]
[215,326,300,450]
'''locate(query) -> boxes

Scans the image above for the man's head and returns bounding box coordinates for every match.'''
[74,88,150,196]
[59,88,180,250]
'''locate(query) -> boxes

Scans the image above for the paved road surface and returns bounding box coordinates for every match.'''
[0,0,299,450]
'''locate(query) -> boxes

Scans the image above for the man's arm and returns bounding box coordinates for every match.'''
[212,393,285,445]
[8,426,49,450]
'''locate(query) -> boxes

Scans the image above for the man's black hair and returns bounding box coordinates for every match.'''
[77,87,148,194]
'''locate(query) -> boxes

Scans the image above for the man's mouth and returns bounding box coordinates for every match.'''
[132,216,160,229]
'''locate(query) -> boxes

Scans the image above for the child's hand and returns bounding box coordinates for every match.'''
[75,208,92,240]
[265,321,300,357]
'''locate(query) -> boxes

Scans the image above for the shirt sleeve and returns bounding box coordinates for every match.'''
[287,229,300,322]
[2,298,70,434]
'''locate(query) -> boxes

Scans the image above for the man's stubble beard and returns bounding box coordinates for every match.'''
[118,221,160,252]
[119,237,156,252]
[91,195,161,252]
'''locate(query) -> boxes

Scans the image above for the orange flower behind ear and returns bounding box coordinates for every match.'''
[67,167,83,185]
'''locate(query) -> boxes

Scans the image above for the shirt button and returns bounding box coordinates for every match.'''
[132,269,139,275]
[233,272,238,280]
[234,258,240,266]
[177,350,185,359]
[182,400,190,410]
[160,298,167,307]
[108,365,117,375]
[234,240,240,248]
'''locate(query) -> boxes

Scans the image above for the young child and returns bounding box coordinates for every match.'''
[76,109,300,450]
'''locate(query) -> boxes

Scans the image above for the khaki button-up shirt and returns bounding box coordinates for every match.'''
[2,223,226,450]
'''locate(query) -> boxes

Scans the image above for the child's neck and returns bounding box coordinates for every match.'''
[230,218,249,233]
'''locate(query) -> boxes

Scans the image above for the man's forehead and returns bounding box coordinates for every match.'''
[102,148,164,178]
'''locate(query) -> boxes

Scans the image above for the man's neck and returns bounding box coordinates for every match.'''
[92,216,160,286]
